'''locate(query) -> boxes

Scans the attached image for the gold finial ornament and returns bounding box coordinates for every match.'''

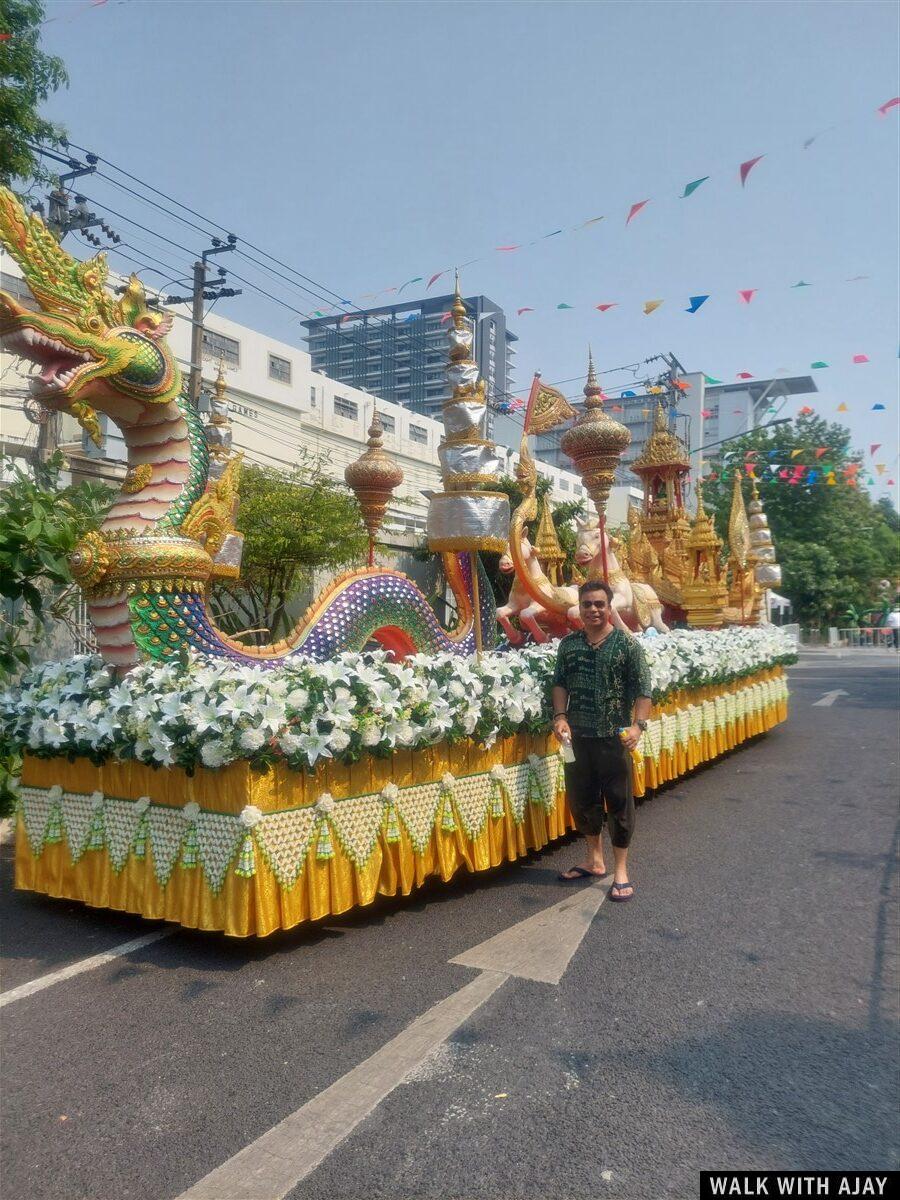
[681,483,728,627]
[533,495,566,584]
[345,410,404,566]
[205,358,234,476]
[560,349,631,517]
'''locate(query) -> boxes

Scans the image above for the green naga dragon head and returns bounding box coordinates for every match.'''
[0,187,182,443]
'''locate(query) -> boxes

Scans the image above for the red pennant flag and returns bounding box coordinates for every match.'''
[626,200,650,225]
[674,379,690,391]
[426,272,445,289]
[739,155,764,186]
[700,408,713,418]
[877,97,900,116]
[496,245,520,252]
[815,448,827,458]
[738,289,757,304]
[852,353,869,363]
[888,480,895,486]
[778,469,790,480]
[736,372,754,379]
[595,303,618,312]
[517,307,534,316]
[798,405,815,416]
[870,444,881,455]
[440,312,453,324]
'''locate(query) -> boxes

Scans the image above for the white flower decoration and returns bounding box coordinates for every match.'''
[441,772,455,790]
[48,785,63,801]
[381,783,400,803]
[90,790,104,811]
[240,804,262,828]
[181,801,201,823]
[527,754,541,769]
[315,792,335,817]
[134,795,151,814]
[490,764,506,781]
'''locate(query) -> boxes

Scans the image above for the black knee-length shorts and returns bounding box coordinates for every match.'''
[563,735,635,848]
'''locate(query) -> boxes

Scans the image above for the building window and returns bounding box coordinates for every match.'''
[268,353,292,384]
[408,424,428,445]
[380,413,396,434]
[202,329,240,368]
[334,396,358,421]
[309,386,317,407]
[560,477,570,491]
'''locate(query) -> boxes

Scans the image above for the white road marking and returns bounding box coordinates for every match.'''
[0,929,174,1008]
[450,879,611,984]
[812,689,850,707]
[177,880,610,1199]
[177,970,507,1200]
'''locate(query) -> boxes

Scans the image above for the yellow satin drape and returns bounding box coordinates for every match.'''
[16,668,786,937]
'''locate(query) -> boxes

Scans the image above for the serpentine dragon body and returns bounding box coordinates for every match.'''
[0,189,495,669]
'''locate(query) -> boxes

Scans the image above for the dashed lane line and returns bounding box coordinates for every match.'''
[0,928,174,1008]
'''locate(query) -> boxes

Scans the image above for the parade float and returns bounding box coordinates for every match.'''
[0,189,793,936]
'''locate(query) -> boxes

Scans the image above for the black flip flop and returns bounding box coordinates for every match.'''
[609,881,636,902]
[558,866,609,882]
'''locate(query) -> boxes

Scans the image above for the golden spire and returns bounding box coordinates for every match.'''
[345,409,404,567]
[533,495,566,582]
[728,467,752,569]
[561,348,631,518]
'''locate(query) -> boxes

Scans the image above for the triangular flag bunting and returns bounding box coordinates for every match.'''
[595,303,618,312]
[556,302,574,309]
[681,177,710,198]
[738,289,756,304]
[397,277,423,294]
[739,155,764,186]
[792,280,811,287]
[496,245,520,252]
[877,97,900,116]
[626,200,650,225]
[815,447,827,458]
[810,361,829,369]
[837,403,848,412]
[870,444,881,455]
[872,404,886,411]
[736,372,754,379]
[577,216,606,229]
[790,449,804,459]
[703,374,722,384]
[517,307,533,316]
[426,271,446,289]
[643,299,664,315]
[852,354,869,363]
[686,295,709,313]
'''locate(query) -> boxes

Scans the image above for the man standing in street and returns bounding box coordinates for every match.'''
[551,580,652,901]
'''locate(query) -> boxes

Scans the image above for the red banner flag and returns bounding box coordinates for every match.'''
[738,289,757,304]
[739,156,764,186]
[626,200,650,225]
[426,272,445,289]
[877,97,900,116]
[595,303,618,312]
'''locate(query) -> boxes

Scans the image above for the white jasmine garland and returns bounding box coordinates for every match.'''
[134,795,151,814]
[181,801,201,823]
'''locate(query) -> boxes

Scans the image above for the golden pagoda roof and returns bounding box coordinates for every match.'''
[686,483,722,550]
[631,402,690,473]
[533,496,566,564]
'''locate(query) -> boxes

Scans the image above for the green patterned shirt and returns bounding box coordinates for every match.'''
[552,629,652,737]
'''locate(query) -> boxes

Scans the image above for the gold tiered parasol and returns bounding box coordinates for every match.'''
[345,411,404,567]
[560,351,631,581]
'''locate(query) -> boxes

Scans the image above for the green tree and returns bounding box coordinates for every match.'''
[0,451,114,676]
[208,457,368,644]
[0,451,114,815]
[0,1,69,188]
[701,415,899,625]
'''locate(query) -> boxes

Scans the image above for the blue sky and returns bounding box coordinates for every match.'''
[39,0,899,498]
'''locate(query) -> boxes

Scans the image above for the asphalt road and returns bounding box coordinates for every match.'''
[2,651,898,1200]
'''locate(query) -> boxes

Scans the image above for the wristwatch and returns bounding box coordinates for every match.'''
[635,719,648,731]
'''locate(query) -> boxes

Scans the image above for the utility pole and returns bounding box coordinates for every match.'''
[168,236,239,408]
